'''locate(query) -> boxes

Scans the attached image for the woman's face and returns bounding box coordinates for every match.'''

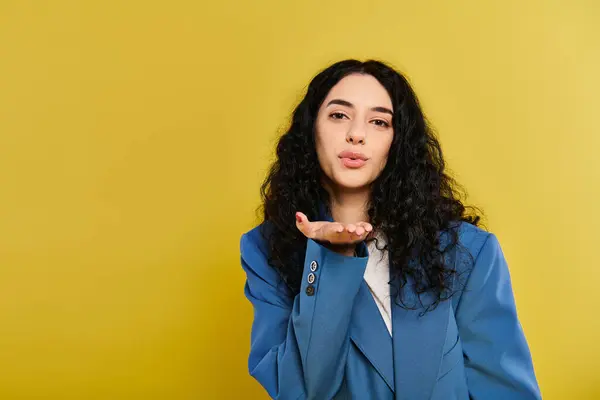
[315,73,394,191]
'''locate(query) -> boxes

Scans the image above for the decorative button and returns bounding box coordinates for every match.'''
[306,285,315,296]
[310,260,318,272]
[307,273,315,284]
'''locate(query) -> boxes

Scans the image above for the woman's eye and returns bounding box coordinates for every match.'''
[330,112,347,120]
[372,119,390,128]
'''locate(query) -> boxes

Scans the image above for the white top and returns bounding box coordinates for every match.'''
[363,232,392,336]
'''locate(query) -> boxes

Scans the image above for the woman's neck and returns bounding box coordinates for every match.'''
[323,181,370,224]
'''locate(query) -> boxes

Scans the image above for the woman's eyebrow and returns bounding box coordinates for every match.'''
[326,99,394,116]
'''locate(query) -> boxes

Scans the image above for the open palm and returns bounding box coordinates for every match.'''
[295,212,372,245]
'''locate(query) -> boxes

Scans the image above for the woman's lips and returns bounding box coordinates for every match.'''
[340,157,367,168]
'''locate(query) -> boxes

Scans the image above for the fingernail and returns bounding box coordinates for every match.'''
[295,213,302,223]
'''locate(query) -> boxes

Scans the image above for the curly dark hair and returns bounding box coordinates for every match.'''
[258,59,484,312]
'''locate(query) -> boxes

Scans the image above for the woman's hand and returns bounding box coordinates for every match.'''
[295,211,373,256]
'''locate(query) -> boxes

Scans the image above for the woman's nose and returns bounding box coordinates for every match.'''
[346,124,366,145]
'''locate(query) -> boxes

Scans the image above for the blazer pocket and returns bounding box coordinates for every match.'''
[437,335,463,380]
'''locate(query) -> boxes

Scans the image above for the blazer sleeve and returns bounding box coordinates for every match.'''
[455,233,542,400]
[240,232,369,400]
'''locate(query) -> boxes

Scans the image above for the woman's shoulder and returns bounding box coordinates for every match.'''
[240,222,271,256]
[443,220,490,251]
[240,222,284,283]
[445,221,508,298]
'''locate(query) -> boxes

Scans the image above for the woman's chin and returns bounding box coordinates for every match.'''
[333,176,371,190]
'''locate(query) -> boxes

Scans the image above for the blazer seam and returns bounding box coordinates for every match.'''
[436,353,462,381]
[425,298,453,400]
[454,232,492,314]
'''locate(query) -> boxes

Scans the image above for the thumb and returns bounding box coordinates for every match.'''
[295,212,309,234]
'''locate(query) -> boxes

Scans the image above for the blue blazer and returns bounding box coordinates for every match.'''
[240,211,541,399]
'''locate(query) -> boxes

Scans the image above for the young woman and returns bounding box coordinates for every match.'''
[239,59,541,399]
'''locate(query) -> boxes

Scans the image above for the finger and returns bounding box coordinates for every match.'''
[325,223,344,235]
[357,222,373,232]
[346,223,357,234]
[354,226,365,236]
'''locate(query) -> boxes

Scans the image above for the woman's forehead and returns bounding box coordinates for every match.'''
[324,74,392,109]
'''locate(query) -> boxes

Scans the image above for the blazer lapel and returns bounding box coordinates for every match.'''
[349,280,395,392]
[392,279,451,400]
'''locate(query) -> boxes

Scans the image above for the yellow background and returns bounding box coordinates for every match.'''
[0,1,598,398]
